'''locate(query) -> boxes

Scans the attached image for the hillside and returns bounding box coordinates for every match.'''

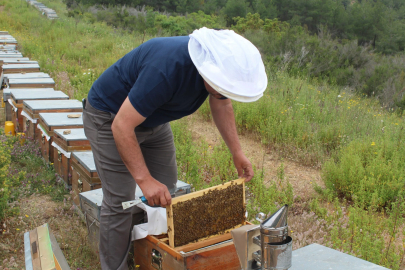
[0,0,404,269]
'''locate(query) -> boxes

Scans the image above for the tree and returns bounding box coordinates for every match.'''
[252,0,277,19]
[222,0,249,25]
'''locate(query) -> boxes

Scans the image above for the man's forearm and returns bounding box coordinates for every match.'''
[112,120,151,184]
[209,96,242,155]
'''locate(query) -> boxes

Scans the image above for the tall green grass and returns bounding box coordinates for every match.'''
[0,0,150,98]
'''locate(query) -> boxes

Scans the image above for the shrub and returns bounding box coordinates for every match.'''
[322,136,405,208]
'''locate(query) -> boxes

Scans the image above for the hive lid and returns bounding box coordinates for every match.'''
[5,72,49,80]
[261,204,288,230]
[54,128,87,141]
[0,53,22,57]
[9,78,55,85]
[23,99,81,110]
[12,90,68,101]
[3,64,40,69]
[4,88,54,100]
[2,60,37,64]
[39,112,83,127]
[72,151,96,172]
[0,51,20,54]
[0,57,29,61]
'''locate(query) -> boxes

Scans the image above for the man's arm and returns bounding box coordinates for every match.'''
[111,97,172,206]
[209,95,254,182]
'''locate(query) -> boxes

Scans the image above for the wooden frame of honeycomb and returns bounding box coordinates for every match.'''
[166,178,246,248]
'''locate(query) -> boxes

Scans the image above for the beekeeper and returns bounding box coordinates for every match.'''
[82,27,267,270]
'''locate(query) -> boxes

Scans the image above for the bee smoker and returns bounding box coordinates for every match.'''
[231,205,292,270]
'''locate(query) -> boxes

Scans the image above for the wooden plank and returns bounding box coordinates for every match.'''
[49,231,71,270]
[166,178,245,248]
[133,236,185,270]
[175,232,233,253]
[24,232,34,270]
[37,224,56,270]
[29,228,42,270]
[184,241,241,270]
[170,179,245,204]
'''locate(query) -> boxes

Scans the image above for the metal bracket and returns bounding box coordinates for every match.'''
[41,134,45,144]
[26,119,30,128]
[151,249,162,270]
[58,150,62,162]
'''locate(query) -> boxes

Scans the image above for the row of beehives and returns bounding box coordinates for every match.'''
[26,0,59,20]
[1,31,99,212]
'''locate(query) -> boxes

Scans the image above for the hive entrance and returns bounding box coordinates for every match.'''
[166,179,246,248]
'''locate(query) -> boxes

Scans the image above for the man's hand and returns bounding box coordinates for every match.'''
[137,176,172,207]
[233,151,254,182]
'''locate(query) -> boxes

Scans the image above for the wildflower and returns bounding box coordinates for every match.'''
[25,215,28,217]
[371,142,375,146]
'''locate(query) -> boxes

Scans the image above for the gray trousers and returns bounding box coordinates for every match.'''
[83,100,177,270]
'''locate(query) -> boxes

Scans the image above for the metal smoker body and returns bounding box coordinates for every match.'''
[232,205,292,270]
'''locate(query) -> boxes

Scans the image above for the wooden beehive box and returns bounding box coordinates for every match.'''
[24,223,70,270]
[79,180,191,252]
[0,40,17,45]
[2,59,37,65]
[22,99,82,141]
[70,151,100,205]
[0,44,16,50]
[4,72,49,88]
[3,88,54,123]
[53,128,91,186]
[11,90,68,133]
[38,112,84,163]
[2,63,39,74]
[133,233,242,270]
[0,52,22,58]
[8,77,55,88]
[0,58,29,75]
[134,179,246,270]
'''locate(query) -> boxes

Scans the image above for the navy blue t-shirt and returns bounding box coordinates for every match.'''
[88,36,208,127]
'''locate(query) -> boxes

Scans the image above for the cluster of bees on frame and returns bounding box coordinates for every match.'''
[171,182,245,247]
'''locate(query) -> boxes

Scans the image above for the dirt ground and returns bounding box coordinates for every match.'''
[186,114,324,201]
[0,194,100,270]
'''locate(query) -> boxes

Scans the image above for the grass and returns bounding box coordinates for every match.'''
[0,0,404,269]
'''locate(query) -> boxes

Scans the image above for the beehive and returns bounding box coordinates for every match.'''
[11,89,68,132]
[3,88,54,123]
[38,112,84,163]
[166,179,246,248]
[0,52,22,58]
[8,77,55,88]
[2,63,39,74]
[70,151,101,204]
[53,128,91,185]
[22,100,82,140]
[0,58,29,75]
[3,72,49,88]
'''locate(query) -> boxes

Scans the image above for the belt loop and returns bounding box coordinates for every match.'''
[82,98,87,110]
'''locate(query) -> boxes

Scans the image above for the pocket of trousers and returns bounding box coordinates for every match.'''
[85,109,115,131]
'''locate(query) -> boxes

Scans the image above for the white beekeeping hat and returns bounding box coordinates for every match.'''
[188,27,267,102]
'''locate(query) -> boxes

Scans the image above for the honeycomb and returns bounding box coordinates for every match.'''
[171,182,245,247]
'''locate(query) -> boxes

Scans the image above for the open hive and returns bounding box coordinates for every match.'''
[166,178,246,248]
